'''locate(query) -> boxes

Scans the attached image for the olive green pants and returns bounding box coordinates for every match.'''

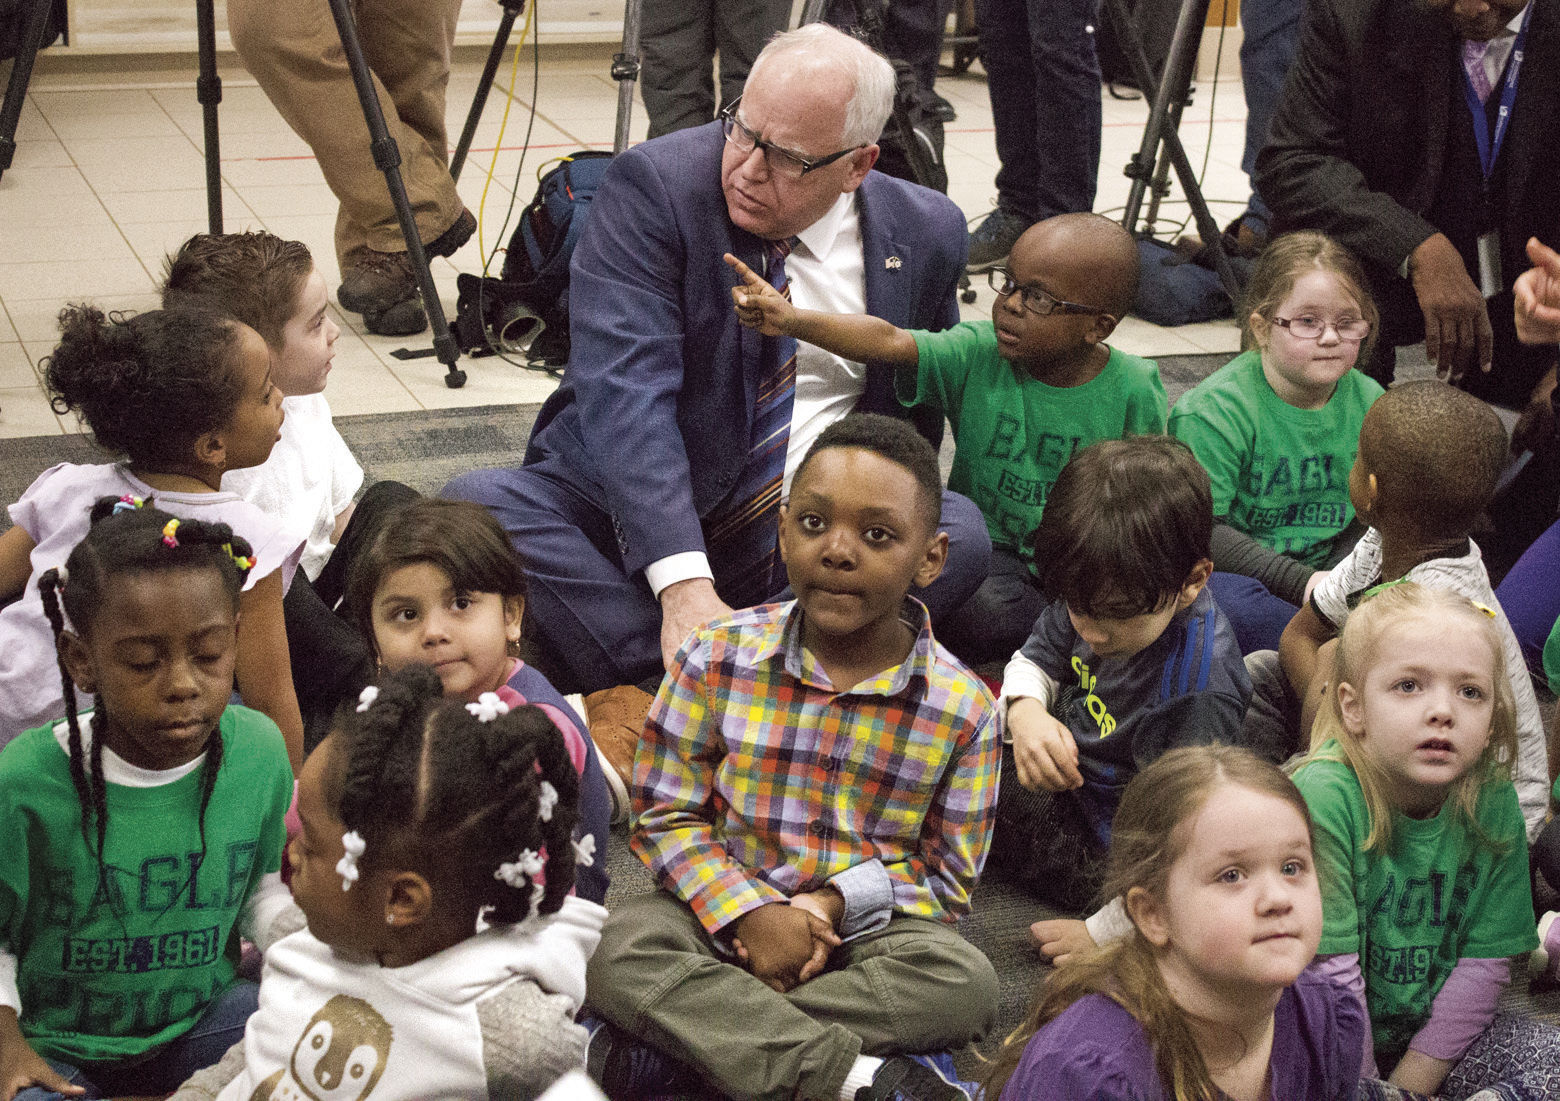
[585,890,998,1101]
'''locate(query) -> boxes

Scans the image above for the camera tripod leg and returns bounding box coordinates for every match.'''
[450,0,525,183]
[325,0,465,387]
[0,0,57,180]
[1106,0,1239,302]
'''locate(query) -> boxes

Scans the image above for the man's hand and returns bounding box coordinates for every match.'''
[1515,237,1560,345]
[731,902,837,992]
[1512,365,1558,454]
[659,578,732,673]
[1409,233,1493,382]
[724,253,794,337]
[1007,698,1083,792]
[1030,918,1096,967]
[1,1009,85,1100]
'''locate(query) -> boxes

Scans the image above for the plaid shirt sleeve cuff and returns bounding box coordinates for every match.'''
[830,859,893,939]
[689,872,790,937]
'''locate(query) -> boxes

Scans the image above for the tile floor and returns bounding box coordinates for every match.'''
[0,39,1255,437]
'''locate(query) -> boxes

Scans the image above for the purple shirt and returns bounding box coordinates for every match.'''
[1000,968,1364,1100]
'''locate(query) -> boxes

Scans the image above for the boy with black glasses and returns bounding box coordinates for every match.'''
[727,212,1166,664]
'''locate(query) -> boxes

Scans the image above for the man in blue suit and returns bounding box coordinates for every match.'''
[447,23,989,694]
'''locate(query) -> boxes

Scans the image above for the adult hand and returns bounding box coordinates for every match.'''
[1,1009,85,1100]
[1302,570,1329,606]
[723,253,794,337]
[1511,365,1558,455]
[1409,233,1493,382]
[1515,237,1560,345]
[659,578,732,674]
[1008,698,1083,792]
[1029,918,1096,967]
[732,902,832,992]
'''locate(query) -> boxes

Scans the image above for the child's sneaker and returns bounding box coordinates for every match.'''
[1529,910,1560,987]
[855,1053,973,1101]
[582,1014,698,1099]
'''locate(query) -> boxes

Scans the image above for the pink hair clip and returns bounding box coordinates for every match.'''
[112,494,144,515]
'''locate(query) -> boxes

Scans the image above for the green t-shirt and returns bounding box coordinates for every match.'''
[0,706,292,1065]
[905,320,1167,561]
[1169,349,1383,566]
[1292,750,1537,1057]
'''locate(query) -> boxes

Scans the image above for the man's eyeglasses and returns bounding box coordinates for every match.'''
[1273,315,1372,342]
[988,268,1112,319]
[720,99,863,180]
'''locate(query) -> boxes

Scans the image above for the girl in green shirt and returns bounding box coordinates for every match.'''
[1171,231,1383,653]
[0,501,293,1098]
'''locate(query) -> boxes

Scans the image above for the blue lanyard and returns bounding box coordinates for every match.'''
[1463,2,1534,181]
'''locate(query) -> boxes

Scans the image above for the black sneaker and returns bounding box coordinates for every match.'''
[855,1054,972,1101]
[966,208,1032,273]
[583,1015,698,1099]
[929,93,957,124]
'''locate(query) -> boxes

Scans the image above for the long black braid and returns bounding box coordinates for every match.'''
[38,496,251,891]
[332,665,581,925]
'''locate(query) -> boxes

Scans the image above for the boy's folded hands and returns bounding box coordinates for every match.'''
[732,898,842,992]
[1007,698,1084,792]
[724,253,795,337]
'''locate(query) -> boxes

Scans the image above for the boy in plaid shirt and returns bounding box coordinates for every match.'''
[585,415,1001,1101]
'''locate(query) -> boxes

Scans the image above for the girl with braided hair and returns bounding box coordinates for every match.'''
[0,304,303,767]
[0,500,296,1100]
[169,664,606,1101]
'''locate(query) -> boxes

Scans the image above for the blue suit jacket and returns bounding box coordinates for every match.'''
[525,122,967,576]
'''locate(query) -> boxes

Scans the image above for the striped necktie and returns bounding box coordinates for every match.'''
[705,236,798,609]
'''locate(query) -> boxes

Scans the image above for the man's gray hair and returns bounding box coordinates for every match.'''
[749,23,895,148]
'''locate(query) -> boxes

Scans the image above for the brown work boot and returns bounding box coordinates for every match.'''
[336,209,474,336]
[584,684,655,825]
[337,245,417,315]
[426,207,476,258]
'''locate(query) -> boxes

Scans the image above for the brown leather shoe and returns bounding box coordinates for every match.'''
[584,684,655,825]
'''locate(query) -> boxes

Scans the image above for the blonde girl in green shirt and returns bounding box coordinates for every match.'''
[1293,582,1557,1098]
[1171,231,1383,653]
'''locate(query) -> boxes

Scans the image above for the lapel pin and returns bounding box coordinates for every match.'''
[885,256,903,270]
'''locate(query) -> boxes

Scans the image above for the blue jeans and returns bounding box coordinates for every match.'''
[1239,0,1301,221]
[975,0,1102,221]
[15,980,259,1100]
[1207,571,1298,656]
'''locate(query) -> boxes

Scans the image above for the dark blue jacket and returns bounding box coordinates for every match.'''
[524,122,966,576]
